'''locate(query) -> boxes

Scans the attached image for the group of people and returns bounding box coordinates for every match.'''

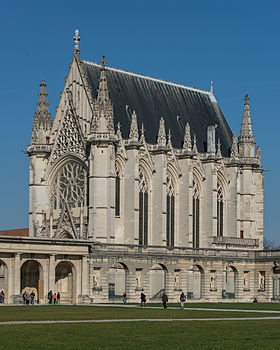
[22,291,36,305]
[47,290,61,304]
[139,291,186,309]
[0,290,5,303]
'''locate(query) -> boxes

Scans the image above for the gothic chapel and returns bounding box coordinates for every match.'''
[0,30,279,304]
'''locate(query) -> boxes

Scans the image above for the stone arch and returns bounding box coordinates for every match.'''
[187,264,204,299]
[108,262,128,300]
[149,263,167,300]
[166,168,177,247]
[21,260,44,303]
[0,260,8,302]
[139,159,153,188]
[222,265,237,299]
[55,261,76,304]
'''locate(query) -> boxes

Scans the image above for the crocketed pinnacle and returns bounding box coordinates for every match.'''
[216,139,222,158]
[230,132,239,158]
[192,134,198,154]
[239,94,255,142]
[183,122,192,151]
[157,117,166,147]
[31,79,52,145]
[97,56,110,104]
[167,129,172,148]
[129,110,139,141]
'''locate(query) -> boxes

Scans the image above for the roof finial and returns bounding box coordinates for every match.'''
[101,55,107,70]
[210,81,214,94]
[244,93,250,105]
[73,29,80,54]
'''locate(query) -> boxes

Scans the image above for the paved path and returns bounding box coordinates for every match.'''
[93,304,280,314]
[1,316,280,325]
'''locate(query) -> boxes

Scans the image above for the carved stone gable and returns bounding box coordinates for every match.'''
[50,109,86,165]
[55,203,77,239]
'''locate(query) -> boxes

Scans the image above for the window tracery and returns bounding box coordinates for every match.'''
[217,181,224,237]
[166,175,175,247]
[139,168,148,246]
[50,161,87,210]
[193,179,200,248]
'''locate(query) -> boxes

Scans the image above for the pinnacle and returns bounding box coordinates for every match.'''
[97,56,110,103]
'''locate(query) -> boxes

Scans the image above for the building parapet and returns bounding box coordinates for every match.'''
[210,236,259,249]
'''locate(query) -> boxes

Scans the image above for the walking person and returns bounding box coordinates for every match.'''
[30,291,35,305]
[162,292,168,309]
[48,290,53,304]
[180,291,186,309]
[26,293,30,305]
[53,293,57,304]
[140,293,146,307]
[57,292,61,304]
[122,292,127,303]
[0,290,4,304]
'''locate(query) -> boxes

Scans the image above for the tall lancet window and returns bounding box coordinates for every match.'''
[217,181,224,237]
[166,175,175,247]
[139,168,148,246]
[115,166,121,217]
[192,180,200,248]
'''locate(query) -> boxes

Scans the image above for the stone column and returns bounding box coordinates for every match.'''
[12,253,22,303]
[80,256,89,303]
[48,255,55,293]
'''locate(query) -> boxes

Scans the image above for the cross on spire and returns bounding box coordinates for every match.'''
[73,29,80,54]
[100,55,107,69]
[244,93,250,104]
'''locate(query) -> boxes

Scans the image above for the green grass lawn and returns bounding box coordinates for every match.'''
[1,320,280,350]
[0,305,278,321]
[0,305,280,350]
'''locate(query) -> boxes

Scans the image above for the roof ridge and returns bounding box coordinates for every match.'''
[82,59,212,95]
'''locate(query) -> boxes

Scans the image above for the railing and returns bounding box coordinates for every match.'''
[211,236,259,247]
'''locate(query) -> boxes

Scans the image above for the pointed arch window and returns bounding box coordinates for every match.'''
[192,180,200,248]
[217,181,224,237]
[139,168,148,246]
[115,166,121,217]
[166,175,175,247]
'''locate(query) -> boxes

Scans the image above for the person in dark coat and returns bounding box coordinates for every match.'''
[162,293,168,309]
[140,293,146,307]
[180,292,186,309]
[48,290,53,304]
[30,291,35,305]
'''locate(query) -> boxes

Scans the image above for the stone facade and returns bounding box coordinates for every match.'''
[0,31,279,304]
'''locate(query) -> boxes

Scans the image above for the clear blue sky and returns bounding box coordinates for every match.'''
[0,0,279,242]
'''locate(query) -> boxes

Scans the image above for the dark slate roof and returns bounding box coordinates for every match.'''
[82,60,233,155]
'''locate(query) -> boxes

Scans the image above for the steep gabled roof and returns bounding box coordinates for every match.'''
[82,60,233,155]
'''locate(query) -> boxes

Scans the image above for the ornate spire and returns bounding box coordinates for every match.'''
[91,56,114,136]
[157,117,166,147]
[192,134,198,154]
[73,29,80,55]
[129,110,139,141]
[167,129,172,148]
[31,79,52,145]
[230,132,239,159]
[216,138,222,158]
[183,122,192,151]
[97,56,110,103]
[238,94,255,157]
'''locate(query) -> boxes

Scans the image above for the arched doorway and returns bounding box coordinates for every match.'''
[222,266,237,299]
[108,262,128,301]
[149,264,166,300]
[21,260,43,303]
[55,262,75,304]
[0,260,8,302]
[187,265,203,299]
